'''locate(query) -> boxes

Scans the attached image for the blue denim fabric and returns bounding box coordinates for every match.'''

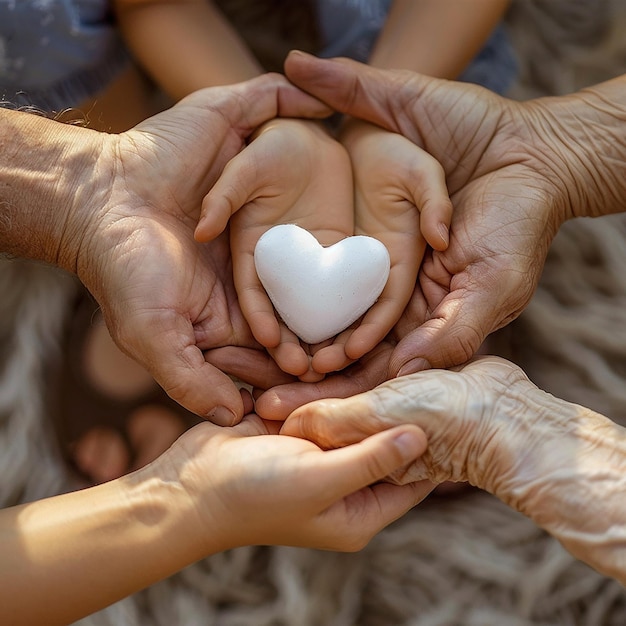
[0,0,128,111]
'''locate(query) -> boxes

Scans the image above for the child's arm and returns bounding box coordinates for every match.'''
[0,418,428,626]
[113,0,262,97]
[369,0,510,75]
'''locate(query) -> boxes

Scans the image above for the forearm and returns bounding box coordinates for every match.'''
[518,74,626,221]
[0,108,106,273]
[0,467,213,625]
[483,389,626,585]
[369,0,510,76]
[115,0,262,100]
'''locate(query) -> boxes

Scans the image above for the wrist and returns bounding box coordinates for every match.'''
[0,108,109,272]
[527,75,626,221]
[486,388,626,583]
[124,458,218,558]
[140,444,233,556]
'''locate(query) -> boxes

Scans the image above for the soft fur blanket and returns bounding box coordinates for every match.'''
[3,1,626,624]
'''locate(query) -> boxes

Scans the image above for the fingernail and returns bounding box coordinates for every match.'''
[207,405,237,427]
[438,222,449,247]
[397,358,431,377]
[394,432,421,462]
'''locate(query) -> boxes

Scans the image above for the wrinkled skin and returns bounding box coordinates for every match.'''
[277,53,626,382]
[282,356,626,586]
[60,73,331,424]
[218,54,626,419]
[205,59,567,413]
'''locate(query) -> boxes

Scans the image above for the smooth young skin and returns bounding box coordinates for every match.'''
[196,118,355,380]
[281,356,626,586]
[0,417,429,625]
[0,72,330,426]
[313,121,452,373]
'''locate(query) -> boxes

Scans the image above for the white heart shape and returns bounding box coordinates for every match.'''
[254,224,390,344]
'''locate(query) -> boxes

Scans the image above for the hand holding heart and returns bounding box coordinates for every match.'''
[196,116,452,378]
[196,117,355,380]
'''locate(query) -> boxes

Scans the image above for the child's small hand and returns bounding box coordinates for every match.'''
[195,119,354,379]
[311,120,453,374]
[165,414,431,552]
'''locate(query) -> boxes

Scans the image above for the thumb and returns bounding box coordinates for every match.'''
[195,150,258,242]
[122,313,245,426]
[389,286,497,376]
[316,425,428,501]
[228,72,332,131]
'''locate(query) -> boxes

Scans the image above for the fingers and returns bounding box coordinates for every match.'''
[389,264,501,376]
[227,72,333,132]
[342,258,420,362]
[390,315,478,377]
[315,425,428,500]
[305,425,432,551]
[196,152,258,242]
[121,315,245,426]
[233,249,282,349]
[233,252,312,376]
[309,328,356,374]
[409,156,453,252]
[284,52,418,134]
[319,477,434,553]
[281,393,374,446]
[352,478,435,535]
[255,342,392,420]
[156,351,245,427]
[204,346,297,390]
[265,325,312,377]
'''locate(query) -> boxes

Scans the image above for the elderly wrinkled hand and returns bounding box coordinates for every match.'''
[64,74,330,424]
[282,356,626,586]
[283,51,626,379]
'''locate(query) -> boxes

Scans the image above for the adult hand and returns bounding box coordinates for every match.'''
[60,74,331,424]
[284,52,626,377]
[281,356,626,585]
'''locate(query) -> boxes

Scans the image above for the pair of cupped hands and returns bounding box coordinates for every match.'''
[61,52,623,562]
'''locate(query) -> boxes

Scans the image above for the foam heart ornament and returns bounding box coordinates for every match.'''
[254,224,391,344]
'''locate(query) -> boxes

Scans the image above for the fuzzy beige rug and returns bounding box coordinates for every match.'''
[3,1,626,624]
